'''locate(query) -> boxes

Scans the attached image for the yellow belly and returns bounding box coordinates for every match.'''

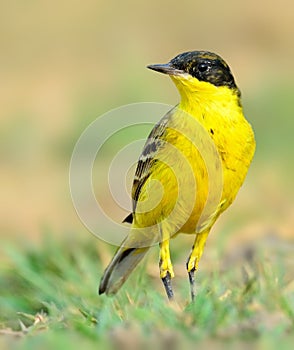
[134,100,255,238]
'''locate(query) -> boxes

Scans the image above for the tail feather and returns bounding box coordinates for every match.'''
[99,245,150,295]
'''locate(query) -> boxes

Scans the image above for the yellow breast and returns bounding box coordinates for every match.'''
[134,77,255,237]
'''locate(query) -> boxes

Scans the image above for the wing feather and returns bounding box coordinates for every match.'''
[131,109,173,213]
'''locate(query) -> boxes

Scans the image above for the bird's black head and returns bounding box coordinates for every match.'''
[148,51,238,91]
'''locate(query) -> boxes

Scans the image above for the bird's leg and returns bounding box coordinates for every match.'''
[186,230,210,302]
[162,271,174,300]
[187,265,196,302]
[159,239,175,300]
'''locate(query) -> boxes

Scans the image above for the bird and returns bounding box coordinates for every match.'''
[99,50,256,301]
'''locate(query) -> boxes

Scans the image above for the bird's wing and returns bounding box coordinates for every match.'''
[129,108,174,218]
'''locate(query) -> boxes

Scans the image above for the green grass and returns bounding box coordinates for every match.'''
[0,233,293,350]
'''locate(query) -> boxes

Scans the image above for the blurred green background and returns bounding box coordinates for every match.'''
[0,0,293,242]
[0,0,293,349]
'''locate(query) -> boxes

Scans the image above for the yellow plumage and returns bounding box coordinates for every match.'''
[99,51,255,300]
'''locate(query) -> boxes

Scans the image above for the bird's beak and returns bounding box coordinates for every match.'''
[147,63,185,76]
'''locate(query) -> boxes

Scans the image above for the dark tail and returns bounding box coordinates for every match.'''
[99,244,150,295]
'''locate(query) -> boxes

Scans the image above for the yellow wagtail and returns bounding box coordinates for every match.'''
[99,51,256,301]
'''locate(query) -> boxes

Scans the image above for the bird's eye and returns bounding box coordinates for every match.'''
[198,63,209,72]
